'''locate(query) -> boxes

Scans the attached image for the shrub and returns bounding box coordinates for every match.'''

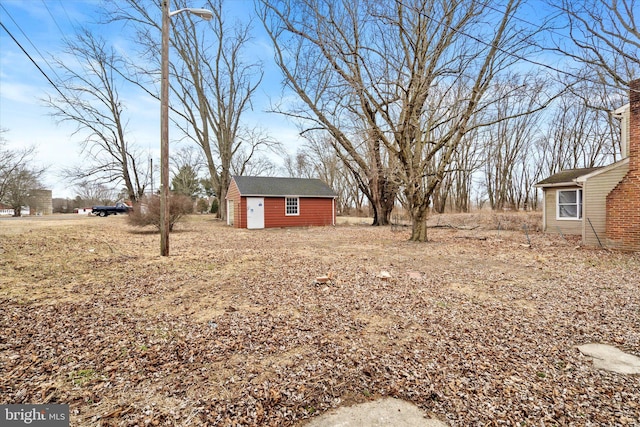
[196,198,209,214]
[210,198,219,214]
[128,193,193,231]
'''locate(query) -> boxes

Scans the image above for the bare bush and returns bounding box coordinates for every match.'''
[424,211,543,232]
[127,194,193,231]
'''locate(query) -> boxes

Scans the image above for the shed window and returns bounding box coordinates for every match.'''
[285,197,299,216]
[557,189,582,220]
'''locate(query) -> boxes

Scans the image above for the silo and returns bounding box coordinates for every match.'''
[29,189,53,215]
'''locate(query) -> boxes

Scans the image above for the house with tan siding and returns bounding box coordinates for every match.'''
[535,80,640,251]
[226,176,337,229]
[536,167,602,237]
[577,160,630,246]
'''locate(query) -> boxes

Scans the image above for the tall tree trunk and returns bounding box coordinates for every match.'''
[368,153,396,225]
[370,177,395,226]
[410,204,429,242]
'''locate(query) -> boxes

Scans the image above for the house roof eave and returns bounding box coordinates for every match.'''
[240,194,337,199]
[613,103,630,116]
[575,158,629,182]
[534,181,581,189]
[535,166,604,187]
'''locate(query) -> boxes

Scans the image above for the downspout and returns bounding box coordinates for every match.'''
[540,187,546,232]
[575,180,585,243]
[536,184,547,232]
[332,197,336,226]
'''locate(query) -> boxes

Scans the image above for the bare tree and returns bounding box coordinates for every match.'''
[233,152,278,177]
[258,0,400,226]
[43,29,148,203]
[230,128,280,177]
[0,141,43,203]
[0,140,46,216]
[282,133,364,214]
[109,0,269,220]
[482,75,546,210]
[2,166,44,216]
[283,150,315,179]
[538,91,619,177]
[550,0,639,89]
[540,0,636,172]
[74,181,117,205]
[170,0,267,220]
[259,0,549,240]
[301,133,354,212]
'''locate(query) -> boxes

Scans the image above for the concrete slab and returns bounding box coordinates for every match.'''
[578,343,640,374]
[303,398,447,427]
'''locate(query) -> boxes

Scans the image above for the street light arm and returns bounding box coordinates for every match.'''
[169,8,213,21]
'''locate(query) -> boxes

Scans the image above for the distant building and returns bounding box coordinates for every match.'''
[0,189,52,216]
[0,204,30,216]
[0,204,14,216]
[28,189,53,215]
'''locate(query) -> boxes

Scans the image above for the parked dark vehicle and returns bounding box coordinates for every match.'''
[91,202,133,217]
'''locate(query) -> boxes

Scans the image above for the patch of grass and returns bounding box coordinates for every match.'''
[69,369,97,387]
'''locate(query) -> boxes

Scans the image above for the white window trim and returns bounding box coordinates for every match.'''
[556,189,582,221]
[285,197,300,216]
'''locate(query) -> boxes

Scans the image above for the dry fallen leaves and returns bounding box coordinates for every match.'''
[0,214,639,426]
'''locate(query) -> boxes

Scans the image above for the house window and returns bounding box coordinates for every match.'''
[285,197,299,216]
[557,189,582,220]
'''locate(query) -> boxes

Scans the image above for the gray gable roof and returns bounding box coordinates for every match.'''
[535,167,603,187]
[232,176,337,197]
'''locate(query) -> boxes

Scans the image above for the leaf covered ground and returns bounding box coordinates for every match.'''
[1,214,639,426]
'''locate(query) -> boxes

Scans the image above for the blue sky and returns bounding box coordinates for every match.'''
[0,0,300,199]
[1,0,628,200]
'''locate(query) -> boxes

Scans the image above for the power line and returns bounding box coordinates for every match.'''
[482,1,627,60]
[55,0,76,31]
[41,0,66,35]
[0,2,65,90]
[396,0,636,93]
[0,4,88,125]
[0,20,67,100]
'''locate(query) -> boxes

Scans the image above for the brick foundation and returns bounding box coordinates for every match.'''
[606,79,640,251]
